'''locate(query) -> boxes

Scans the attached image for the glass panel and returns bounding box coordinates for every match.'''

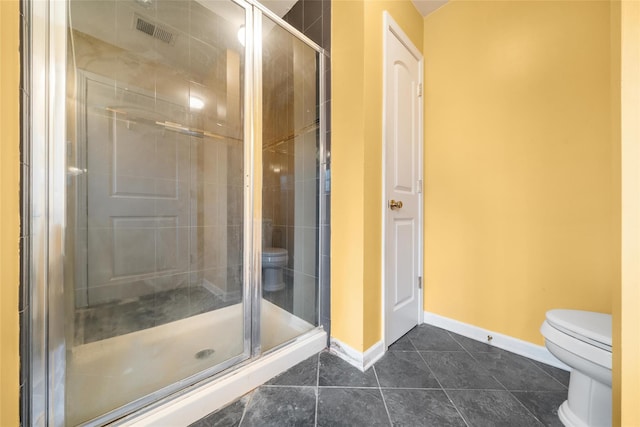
[64,0,247,424]
[260,15,320,352]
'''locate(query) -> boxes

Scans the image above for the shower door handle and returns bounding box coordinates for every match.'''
[388,199,403,210]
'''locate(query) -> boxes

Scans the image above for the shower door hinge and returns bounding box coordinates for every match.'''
[418,276,422,289]
[417,83,423,98]
[417,179,422,194]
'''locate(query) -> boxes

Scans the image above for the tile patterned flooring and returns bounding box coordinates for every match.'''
[190,324,569,427]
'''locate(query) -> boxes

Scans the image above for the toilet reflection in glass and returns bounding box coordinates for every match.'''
[262,219,288,292]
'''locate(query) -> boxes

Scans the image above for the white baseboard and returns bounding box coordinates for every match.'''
[128,329,327,427]
[329,338,385,371]
[423,311,570,371]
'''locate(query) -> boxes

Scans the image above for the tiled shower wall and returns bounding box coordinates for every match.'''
[67,17,245,306]
[284,0,331,337]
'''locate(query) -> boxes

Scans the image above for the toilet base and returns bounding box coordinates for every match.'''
[558,370,611,427]
[559,401,586,427]
[263,266,285,292]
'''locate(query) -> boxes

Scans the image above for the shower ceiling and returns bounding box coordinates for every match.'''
[70,0,296,79]
[70,0,240,77]
[70,0,297,120]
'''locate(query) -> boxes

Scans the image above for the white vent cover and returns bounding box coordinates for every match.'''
[133,13,176,45]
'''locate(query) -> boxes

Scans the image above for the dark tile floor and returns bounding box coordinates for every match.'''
[190,324,569,427]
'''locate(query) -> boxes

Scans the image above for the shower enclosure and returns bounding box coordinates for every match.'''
[26,0,326,424]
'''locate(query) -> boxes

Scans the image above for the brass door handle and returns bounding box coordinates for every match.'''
[389,199,403,210]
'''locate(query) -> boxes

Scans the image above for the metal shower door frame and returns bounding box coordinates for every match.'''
[25,0,326,425]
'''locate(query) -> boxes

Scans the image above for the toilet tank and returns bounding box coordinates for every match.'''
[262,219,272,248]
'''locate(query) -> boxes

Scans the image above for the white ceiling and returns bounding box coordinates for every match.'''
[411,0,449,17]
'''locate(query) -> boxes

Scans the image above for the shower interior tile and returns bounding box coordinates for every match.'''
[301,228,318,277]
[262,272,294,314]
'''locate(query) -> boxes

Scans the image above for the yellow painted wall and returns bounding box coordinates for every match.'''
[618,1,640,424]
[0,1,21,425]
[331,0,423,351]
[422,1,618,345]
[331,0,366,351]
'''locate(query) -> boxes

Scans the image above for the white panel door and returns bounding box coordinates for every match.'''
[384,13,423,346]
[83,75,190,305]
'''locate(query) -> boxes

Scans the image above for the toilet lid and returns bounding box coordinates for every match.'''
[263,247,287,256]
[545,309,611,351]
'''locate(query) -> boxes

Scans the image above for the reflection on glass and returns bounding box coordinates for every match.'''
[260,15,320,352]
[65,0,246,424]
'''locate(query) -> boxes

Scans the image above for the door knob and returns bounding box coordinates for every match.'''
[389,199,403,210]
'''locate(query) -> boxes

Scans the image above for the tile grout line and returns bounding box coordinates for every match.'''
[262,384,320,388]
[444,330,512,394]
[444,329,484,360]
[316,385,385,389]
[458,338,565,425]
[445,350,544,425]
[414,342,471,427]
[372,365,394,427]
[237,390,254,427]
[507,389,547,426]
[526,359,570,390]
[446,327,568,392]
[314,351,321,427]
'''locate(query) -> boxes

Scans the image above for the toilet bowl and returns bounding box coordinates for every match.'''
[262,219,288,292]
[540,309,612,427]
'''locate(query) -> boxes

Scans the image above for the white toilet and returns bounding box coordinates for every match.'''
[262,219,288,292]
[540,309,612,427]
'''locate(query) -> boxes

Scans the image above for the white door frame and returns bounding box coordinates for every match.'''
[381,11,424,349]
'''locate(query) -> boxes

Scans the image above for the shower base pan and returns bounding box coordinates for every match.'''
[66,300,326,426]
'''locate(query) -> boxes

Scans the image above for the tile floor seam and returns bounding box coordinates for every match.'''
[415,349,446,391]
[317,385,382,389]
[440,387,511,392]
[526,359,570,390]
[445,329,481,359]
[507,389,547,426]
[458,347,512,392]
[372,365,394,427]
[416,349,471,427]
[471,349,566,394]
[314,352,320,427]
[379,386,444,390]
[237,390,253,427]
[487,374,511,392]
[261,384,317,388]
[436,388,472,427]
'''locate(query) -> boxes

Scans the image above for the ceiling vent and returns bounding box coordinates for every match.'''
[133,13,177,45]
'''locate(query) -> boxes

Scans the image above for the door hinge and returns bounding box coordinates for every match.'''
[417,179,422,194]
[418,276,422,289]
[417,83,423,98]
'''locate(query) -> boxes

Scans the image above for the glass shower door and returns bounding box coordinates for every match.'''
[65,0,250,424]
[260,13,321,351]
